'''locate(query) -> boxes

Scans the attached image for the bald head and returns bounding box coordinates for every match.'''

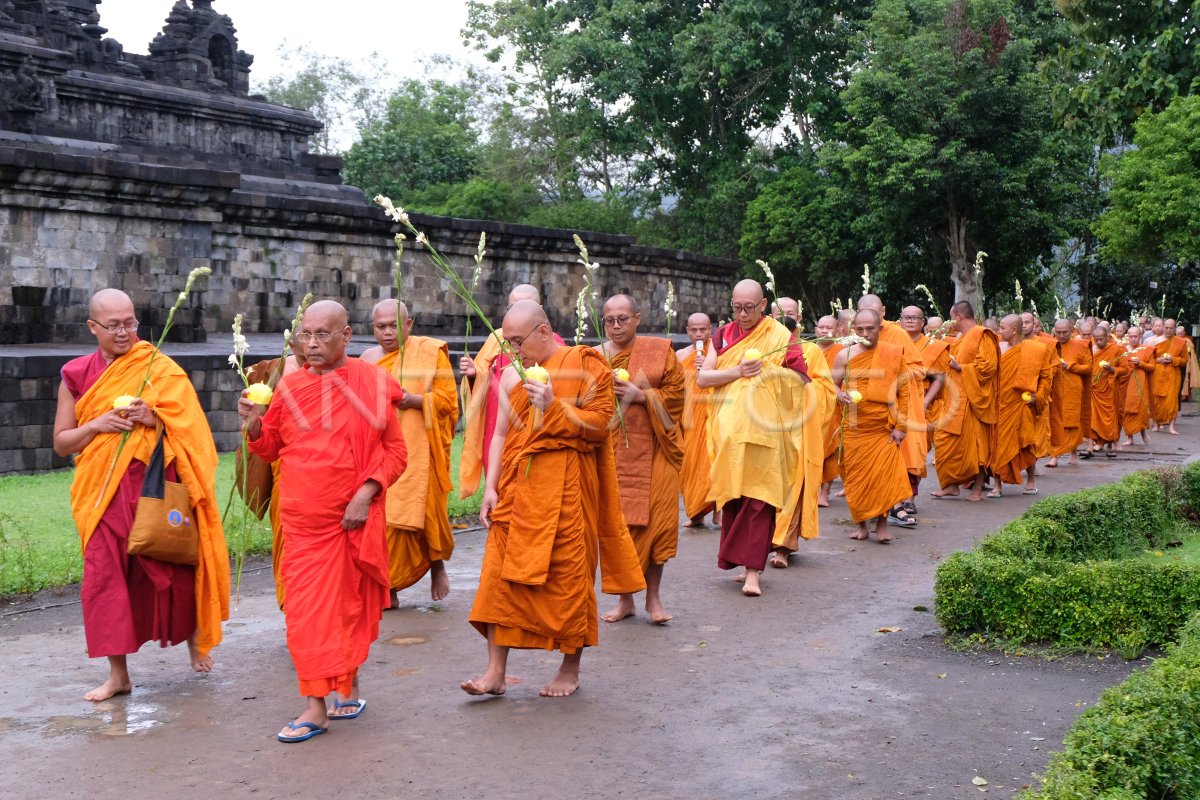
[999,314,1023,345]
[925,316,943,335]
[775,296,799,321]
[86,288,138,359]
[858,294,884,315]
[899,305,924,337]
[299,300,351,371]
[1052,318,1074,343]
[685,312,712,346]
[852,309,882,347]
[835,308,855,337]
[815,315,836,339]
[507,284,541,307]
[731,279,766,331]
[370,298,403,353]
[89,288,134,320]
[502,299,556,364]
[602,294,641,348]
[1020,312,1036,337]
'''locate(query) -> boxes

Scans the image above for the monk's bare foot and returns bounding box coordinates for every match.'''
[1121,439,1133,447]
[986,488,1002,498]
[601,596,636,623]
[966,489,984,502]
[682,516,704,528]
[849,526,869,540]
[769,551,788,569]
[817,496,829,508]
[742,569,762,597]
[84,677,132,702]
[429,562,450,601]
[460,673,507,696]
[1068,455,1080,465]
[539,660,581,698]
[712,510,721,526]
[734,570,746,583]
[1046,457,1058,468]
[646,596,672,625]
[187,637,214,673]
[388,589,400,609]
[834,488,846,497]
[1141,433,1150,444]
[1169,426,1180,435]
[931,486,960,498]
[875,525,893,544]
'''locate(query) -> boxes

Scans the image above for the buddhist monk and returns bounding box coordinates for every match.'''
[54,289,228,702]
[902,306,949,474]
[459,284,564,497]
[1088,324,1127,456]
[1023,312,1058,463]
[990,314,1054,496]
[1047,318,1092,466]
[361,299,458,606]
[931,301,999,501]
[857,295,923,525]
[830,309,912,543]
[698,279,809,597]
[1119,326,1154,446]
[679,312,719,527]
[1178,323,1200,406]
[241,300,408,742]
[1146,318,1188,434]
[925,316,944,337]
[464,300,644,697]
[815,314,844,507]
[835,309,855,338]
[773,296,800,323]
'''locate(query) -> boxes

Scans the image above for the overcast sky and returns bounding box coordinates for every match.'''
[97,0,480,86]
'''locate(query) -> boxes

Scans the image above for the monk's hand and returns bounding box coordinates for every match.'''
[459,356,476,378]
[693,351,705,370]
[890,428,906,446]
[123,398,157,428]
[614,378,645,404]
[342,480,380,530]
[738,359,763,379]
[524,378,554,411]
[237,389,265,438]
[480,488,498,527]
[1130,356,1140,366]
[90,408,135,435]
[948,357,962,372]
[837,390,855,404]
[400,391,423,410]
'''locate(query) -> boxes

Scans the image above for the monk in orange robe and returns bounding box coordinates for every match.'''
[1119,326,1154,445]
[698,280,809,597]
[990,314,1055,495]
[1023,313,1059,461]
[815,314,844,507]
[54,289,228,702]
[903,306,949,469]
[464,301,644,698]
[857,295,923,525]
[459,284,563,497]
[242,300,408,743]
[831,309,912,543]
[1047,319,1091,466]
[1178,323,1200,406]
[1088,324,1127,456]
[932,301,1000,501]
[678,312,718,527]
[362,300,458,606]
[1146,318,1188,434]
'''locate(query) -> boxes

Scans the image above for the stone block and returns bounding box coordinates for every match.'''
[21,425,45,448]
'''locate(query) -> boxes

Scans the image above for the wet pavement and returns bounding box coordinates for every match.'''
[1,422,1196,800]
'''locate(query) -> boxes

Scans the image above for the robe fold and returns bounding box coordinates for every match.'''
[240,357,287,610]
[1149,336,1188,424]
[993,340,1053,486]
[933,325,1000,489]
[1181,335,1200,404]
[840,345,912,523]
[1033,332,1059,457]
[678,342,716,520]
[371,339,459,591]
[608,337,685,571]
[1089,342,1126,445]
[1120,345,1154,437]
[917,335,951,436]
[249,359,408,697]
[878,321,927,477]
[772,339,834,551]
[820,344,845,483]
[469,346,644,653]
[66,341,229,660]
[1051,339,1092,457]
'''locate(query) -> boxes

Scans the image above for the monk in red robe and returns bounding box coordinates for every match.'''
[464,301,644,698]
[679,312,719,527]
[241,300,408,743]
[54,289,228,702]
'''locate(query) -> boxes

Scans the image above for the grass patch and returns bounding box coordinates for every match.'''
[0,433,483,596]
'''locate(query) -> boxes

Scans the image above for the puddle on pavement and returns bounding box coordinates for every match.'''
[40,701,163,738]
[384,636,426,646]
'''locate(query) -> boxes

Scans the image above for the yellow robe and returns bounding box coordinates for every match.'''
[458,331,506,498]
[678,342,715,519]
[773,339,834,550]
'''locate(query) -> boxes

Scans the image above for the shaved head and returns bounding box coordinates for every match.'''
[999,313,1023,345]
[775,296,799,321]
[86,288,138,359]
[852,309,882,347]
[687,312,710,327]
[730,280,766,331]
[858,294,884,315]
[507,284,541,307]
[604,294,639,315]
[502,299,555,364]
[815,315,836,339]
[1052,318,1073,343]
[899,305,924,337]
[300,300,351,371]
[733,279,764,301]
[370,298,401,353]
[602,294,641,349]
[89,288,134,321]
[926,316,943,335]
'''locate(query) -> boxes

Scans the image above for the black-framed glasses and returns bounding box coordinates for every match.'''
[294,330,342,343]
[731,303,762,314]
[602,315,635,327]
[900,315,924,322]
[89,319,139,335]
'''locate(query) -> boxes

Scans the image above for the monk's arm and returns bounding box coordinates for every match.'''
[479,369,517,525]
[1066,352,1091,376]
[643,351,687,426]
[830,349,850,399]
[424,349,459,419]
[697,340,752,388]
[923,372,946,411]
[242,393,283,462]
[52,381,133,457]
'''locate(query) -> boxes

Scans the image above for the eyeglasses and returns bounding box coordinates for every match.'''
[505,324,544,348]
[731,303,762,314]
[294,330,342,343]
[90,319,139,335]
[602,315,634,327]
[900,315,924,322]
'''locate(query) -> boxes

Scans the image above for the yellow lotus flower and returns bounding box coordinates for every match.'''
[743,348,763,361]
[614,368,630,382]
[245,382,274,405]
[849,390,863,404]
[1021,391,1033,403]
[112,395,137,410]
[525,363,550,384]
[1099,360,1110,369]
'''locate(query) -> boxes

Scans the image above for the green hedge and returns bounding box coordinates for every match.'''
[1020,613,1200,799]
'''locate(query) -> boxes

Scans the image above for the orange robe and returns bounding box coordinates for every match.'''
[66,341,229,660]
[1150,336,1188,424]
[1181,336,1200,404]
[933,325,1000,489]
[469,346,644,652]
[1033,332,1058,457]
[677,342,715,520]
[1120,345,1154,436]
[371,339,459,592]
[993,340,1053,487]
[773,339,835,551]
[820,344,845,483]
[1089,342,1126,444]
[916,335,951,443]
[840,344,912,522]
[878,321,927,477]
[1051,339,1092,457]
[249,359,408,697]
[608,337,686,571]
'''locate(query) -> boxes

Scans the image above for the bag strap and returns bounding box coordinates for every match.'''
[140,422,168,500]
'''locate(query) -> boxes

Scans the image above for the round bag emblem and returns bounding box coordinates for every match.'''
[167,509,184,527]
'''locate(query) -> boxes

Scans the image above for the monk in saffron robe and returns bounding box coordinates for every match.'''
[459,284,564,497]
[1047,319,1092,466]
[698,279,809,597]
[242,300,408,742]
[464,301,644,698]
[857,295,923,525]
[54,289,228,702]
[990,315,1055,495]
[361,299,458,605]
[903,306,949,464]
[678,312,718,527]
[1146,318,1188,434]
[592,295,686,623]
[1119,326,1154,445]
[814,315,844,508]
[932,301,1000,502]
[1088,324,1127,455]
[1023,312,1059,461]
[1178,324,1200,406]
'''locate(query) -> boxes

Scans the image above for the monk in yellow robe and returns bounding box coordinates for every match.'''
[1088,324,1127,455]
[698,280,810,597]
[815,314,845,507]
[595,294,685,624]
[932,302,1000,501]
[1047,319,1092,466]
[678,312,718,527]
[1119,326,1154,445]
[1146,318,1188,434]
[991,315,1055,495]
[362,299,458,606]
[831,309,912,543]
[242,301,408,742]
[464,301,644,698]
[54,289,228,702]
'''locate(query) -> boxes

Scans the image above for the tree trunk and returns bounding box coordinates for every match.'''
[944,195,981,311]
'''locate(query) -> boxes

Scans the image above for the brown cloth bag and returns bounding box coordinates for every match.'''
[234,357,281,519]
[127,426,199,566]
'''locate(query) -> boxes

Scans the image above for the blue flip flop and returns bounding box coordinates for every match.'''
[277,721,327,743]
[329,698,366,720]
